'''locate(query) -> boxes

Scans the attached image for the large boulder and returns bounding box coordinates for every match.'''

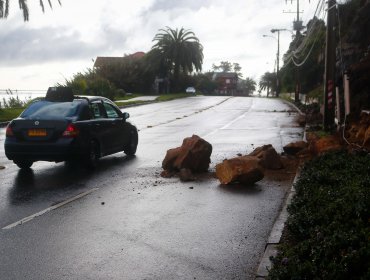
[364,126,370,149]
[162,135,212,173]
[346,112,370,150]
[162,147,182,171]
[215,156,264,185]
[248,144,283,170]
[310,135,343,155]
[283,141,308,155]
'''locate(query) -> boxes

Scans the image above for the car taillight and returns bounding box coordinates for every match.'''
[62,124,79,137]
[6,125,14,137]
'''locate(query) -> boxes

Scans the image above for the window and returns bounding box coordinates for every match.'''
[21,100,81,120]
[90,103,102,118]
[103,103,119,119]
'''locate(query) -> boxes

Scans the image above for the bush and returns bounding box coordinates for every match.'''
[0,90,31,109]
[268,151,370,279]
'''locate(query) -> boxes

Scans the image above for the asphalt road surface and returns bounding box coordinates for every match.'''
[0,96,303,279]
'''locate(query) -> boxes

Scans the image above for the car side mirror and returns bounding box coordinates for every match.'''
[123,112,130,120]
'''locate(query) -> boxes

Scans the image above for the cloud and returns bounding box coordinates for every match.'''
[0,26,99,66]
[148,0,213,12]
[0,0,321,90]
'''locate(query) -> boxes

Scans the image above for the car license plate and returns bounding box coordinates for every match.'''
[28,129,47,137]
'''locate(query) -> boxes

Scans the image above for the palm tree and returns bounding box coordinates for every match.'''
[259,72,276,97]
[151,27,203,90]
[244,77,256,94]
[0,0,61,21]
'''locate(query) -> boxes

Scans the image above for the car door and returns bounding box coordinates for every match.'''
[101,101,129,153]
[89,101,114,156]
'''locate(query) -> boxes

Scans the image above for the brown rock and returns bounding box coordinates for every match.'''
[160,170,174,178]
[179,168,196,182]
[364,126,370,148]
[297,115,306,127]
[249,144,283,170]
[162,135,212,173]
[310,135,343,155]
[215,156,264,185]
[305,131,320,143]
[173,135,212,172]
[283,141,308,155]
[162,147,182,171]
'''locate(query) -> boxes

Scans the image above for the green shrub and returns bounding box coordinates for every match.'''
[268,151,370,279]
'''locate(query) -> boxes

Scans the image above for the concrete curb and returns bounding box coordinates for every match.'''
[255,99,306,278]
[255,171,300,278]
[280,98,305,116]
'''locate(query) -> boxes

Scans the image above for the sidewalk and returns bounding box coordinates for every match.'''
[116,95,158,103]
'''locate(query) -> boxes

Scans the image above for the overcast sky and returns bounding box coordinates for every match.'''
[0,0,321,91]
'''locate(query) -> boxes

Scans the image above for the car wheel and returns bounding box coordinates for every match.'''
[14,160,33,169]
[124,128,138,156]
[85,140,100,168]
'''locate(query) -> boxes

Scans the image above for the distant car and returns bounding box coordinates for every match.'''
[185,87,196,94]
[4,87,138,169]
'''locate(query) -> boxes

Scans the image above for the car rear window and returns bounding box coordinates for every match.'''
[21,100,82,120]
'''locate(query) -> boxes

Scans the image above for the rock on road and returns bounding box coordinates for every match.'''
[0,96,303,279]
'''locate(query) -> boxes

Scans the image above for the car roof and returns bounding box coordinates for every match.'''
[74,95,108,102]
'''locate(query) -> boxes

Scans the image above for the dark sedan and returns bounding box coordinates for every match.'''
[5,87,138,169]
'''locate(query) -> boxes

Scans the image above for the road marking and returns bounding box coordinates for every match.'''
[202,111,249,138]
[2,188,99,230]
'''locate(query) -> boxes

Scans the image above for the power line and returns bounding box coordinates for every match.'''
[283,0,326,67]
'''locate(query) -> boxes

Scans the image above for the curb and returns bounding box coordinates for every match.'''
[280,98,305,116]
[255,170,300,279]
[255,98,305,279]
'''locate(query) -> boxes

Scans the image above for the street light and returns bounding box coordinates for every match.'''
[270,29,287,97]
[262,34,279,97]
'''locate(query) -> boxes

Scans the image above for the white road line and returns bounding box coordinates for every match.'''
[202,111,248,138]
[2,188,99,230]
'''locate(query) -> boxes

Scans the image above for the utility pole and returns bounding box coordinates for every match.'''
[323,0,337,130]
[284,0,305,103]
[271,28,286,98]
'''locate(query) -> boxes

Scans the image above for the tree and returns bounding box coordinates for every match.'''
[242,77,256,95]
[96,54,154,93]
[279,17,326,95]
[0,0,61,21]
[212,61,243,77]
[233,63,242,77]
[151,27,203,91]
[60,68,118,101]
[259,72,276,97]
[212,61,232,72]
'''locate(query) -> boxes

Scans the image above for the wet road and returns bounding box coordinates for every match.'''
[0,96,303,279]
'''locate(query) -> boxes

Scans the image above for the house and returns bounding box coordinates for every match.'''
[212,72,238,95]
[93,52,145,68]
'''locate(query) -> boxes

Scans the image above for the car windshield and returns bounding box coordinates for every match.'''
[21,100,82,120]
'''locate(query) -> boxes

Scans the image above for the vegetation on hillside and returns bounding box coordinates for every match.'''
[263,0,370,115]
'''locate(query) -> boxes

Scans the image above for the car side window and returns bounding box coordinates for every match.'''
[103,103,120,119]
[90,103,102,119]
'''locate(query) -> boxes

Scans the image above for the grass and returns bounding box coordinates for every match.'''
[115,93,192,107]
[0,108,24,122]
[115,100,148,107]
[114,93,143,101]
[155,93,191,101]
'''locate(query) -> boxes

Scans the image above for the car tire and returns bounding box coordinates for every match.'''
[14,160,33,169]
[85,140,100,168]
[124,128,138,156]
